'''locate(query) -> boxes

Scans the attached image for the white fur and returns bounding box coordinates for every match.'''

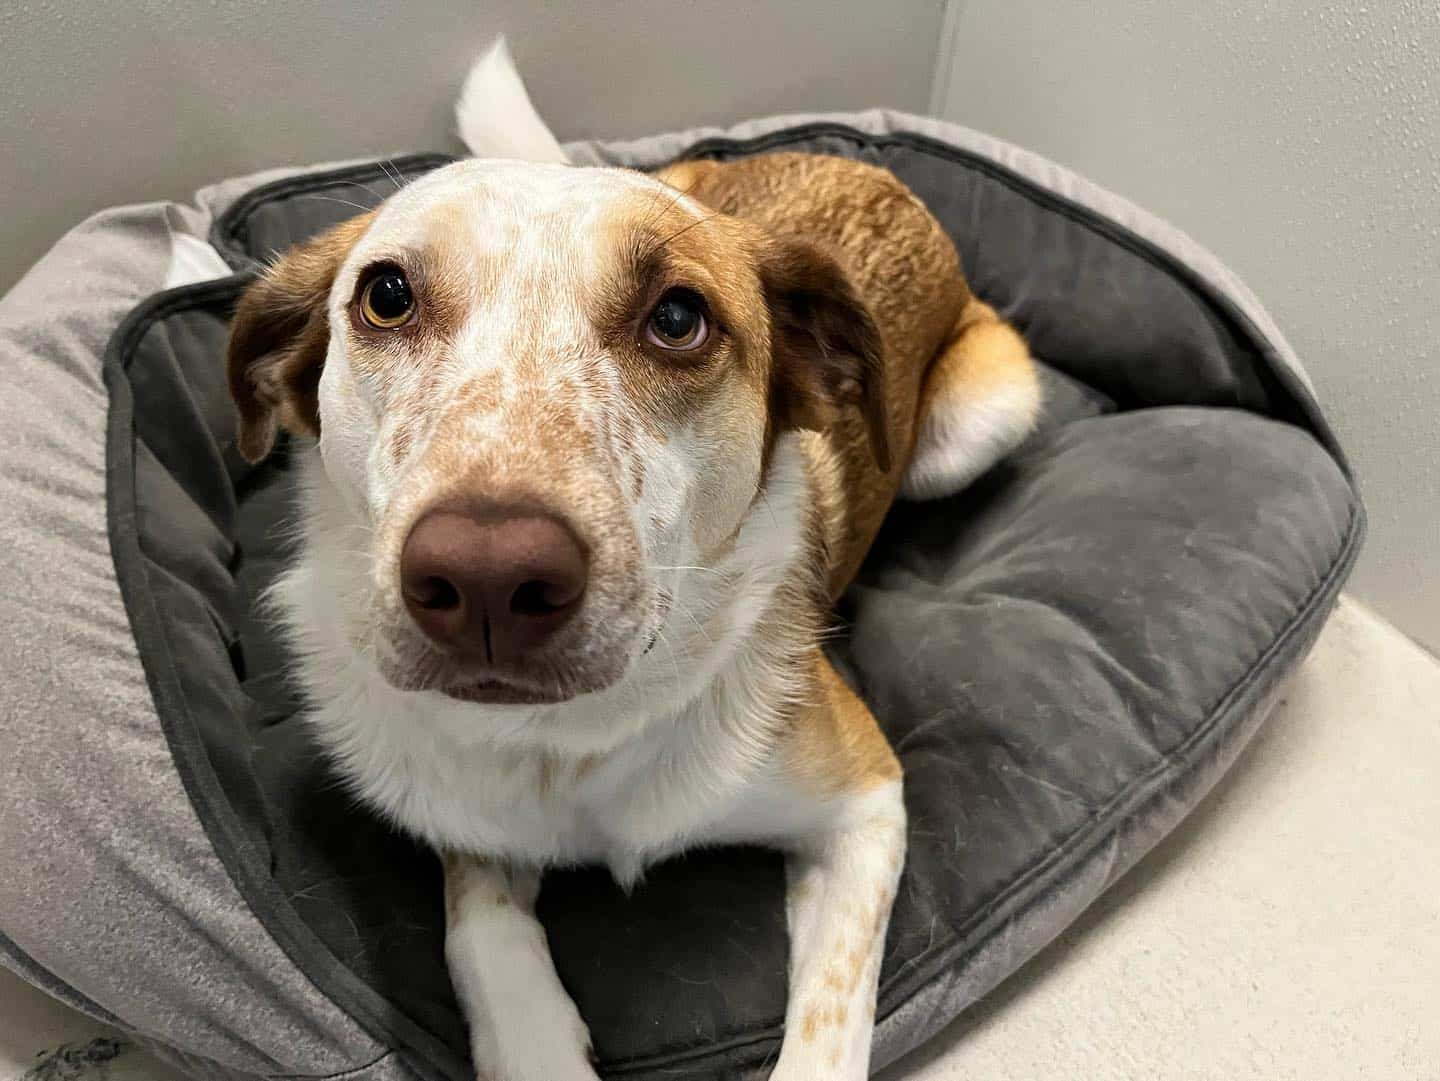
[773,780,906,1081]
[162,224,231,289]
[272,45,908,1080]
[901,375,1041,501]
[445,856,597,1081]
[455,36,569,163]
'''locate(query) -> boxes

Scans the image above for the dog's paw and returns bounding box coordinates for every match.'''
[469,996,600,1081]
[475,1064,598,1081]
[472,1038,600,1081]
[766,1042,870,1081]
[766,1065,866,1081]
[473,1049,599,1081]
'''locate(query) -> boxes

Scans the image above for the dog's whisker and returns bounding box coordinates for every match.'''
[647,211,720,257]
[638,179,689,236]
[671,596,714,648]
[635,177,710,263]
[335,178,388,203]
[651,563,728,578]
[654,627,686,706]
[755,485,781,531]
[378,159,406,192]
[301,194,379,214]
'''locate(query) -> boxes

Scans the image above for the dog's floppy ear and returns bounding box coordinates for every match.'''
[226,212,374,462]
[760,234,890,472]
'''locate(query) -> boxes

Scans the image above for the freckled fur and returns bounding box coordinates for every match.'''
[230,96,1037,1079]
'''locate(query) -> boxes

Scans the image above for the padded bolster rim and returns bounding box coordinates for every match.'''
[868,558,1361,1073]
[210,152,454,270]
[104,277,459,1081]
[0,927,128,1032]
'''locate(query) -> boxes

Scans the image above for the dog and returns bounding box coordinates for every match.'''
[225,39,1038,1081]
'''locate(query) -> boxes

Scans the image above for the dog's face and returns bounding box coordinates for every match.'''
[229,161,884,709]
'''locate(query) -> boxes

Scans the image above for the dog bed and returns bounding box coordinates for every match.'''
[0,112,1362,1081]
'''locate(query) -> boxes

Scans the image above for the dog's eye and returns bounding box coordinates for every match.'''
[645,290,708,351]
[358,268,415,329]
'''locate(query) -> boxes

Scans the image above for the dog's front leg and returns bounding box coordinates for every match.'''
[443,852,599,1081]
[770,780,907,1080]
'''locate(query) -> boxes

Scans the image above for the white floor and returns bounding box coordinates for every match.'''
[0,968,185,1081]
[4,597,1437,1081]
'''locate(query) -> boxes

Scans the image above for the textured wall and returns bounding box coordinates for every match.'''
[0,2,945,294]
[936,1,1440,651]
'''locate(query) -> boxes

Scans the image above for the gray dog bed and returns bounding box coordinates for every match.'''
[0,112,1362,1081]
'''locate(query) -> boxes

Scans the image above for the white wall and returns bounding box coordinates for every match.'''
[0,2,946,294]
[935,1,1440,651]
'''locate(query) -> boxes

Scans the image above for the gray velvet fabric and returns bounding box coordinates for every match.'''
[0,112,1362,1081]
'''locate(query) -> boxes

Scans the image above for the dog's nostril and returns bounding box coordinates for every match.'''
[399,507,588,654]
[510,579,569,617]
[411,576,462,612]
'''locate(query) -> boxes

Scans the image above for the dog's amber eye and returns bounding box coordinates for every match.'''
[645,290,708,351]
[358,268,415,329]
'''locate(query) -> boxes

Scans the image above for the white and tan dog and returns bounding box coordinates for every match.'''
[226,41,1038,1081]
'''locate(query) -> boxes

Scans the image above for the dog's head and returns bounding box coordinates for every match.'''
[229,160,884,710]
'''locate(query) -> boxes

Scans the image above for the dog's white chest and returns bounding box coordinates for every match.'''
[416,745,625,865]
[334,695,787,881]
[298,610,824,883]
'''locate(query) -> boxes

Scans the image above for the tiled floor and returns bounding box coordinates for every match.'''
[4,598,1437,1081]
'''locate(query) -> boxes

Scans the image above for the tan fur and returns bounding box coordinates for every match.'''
[442,849,485,926]
[227,210,377,461]
[654,153,969,593]
[783,650,901,796]
[653,154,1026,799]
[917,297,1037,431]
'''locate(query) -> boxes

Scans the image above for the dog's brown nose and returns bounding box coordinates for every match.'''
[399,505,589,662]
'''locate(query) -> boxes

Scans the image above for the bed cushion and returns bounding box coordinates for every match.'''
[1,114,1362,1081]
